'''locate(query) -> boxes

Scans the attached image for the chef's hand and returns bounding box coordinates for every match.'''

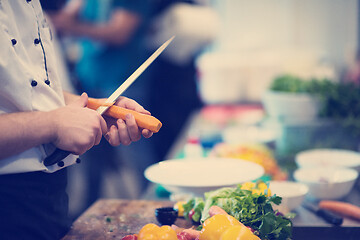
[47,0,82,34]
[50,93,107,155]
[103,96,153,146]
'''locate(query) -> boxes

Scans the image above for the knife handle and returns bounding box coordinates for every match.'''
[43,149,71,167]
[317,209,343,226]
[87,99,162,133]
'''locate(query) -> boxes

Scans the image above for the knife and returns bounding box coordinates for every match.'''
[303,200,343,226]
[44,36,175,167]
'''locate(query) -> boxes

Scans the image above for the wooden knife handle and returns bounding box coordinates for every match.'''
[87,98,162,133]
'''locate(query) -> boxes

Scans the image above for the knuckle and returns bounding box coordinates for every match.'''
[133,135,141,142]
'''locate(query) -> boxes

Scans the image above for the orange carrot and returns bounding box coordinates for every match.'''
[87,98,162,133]
[319,200,360,221]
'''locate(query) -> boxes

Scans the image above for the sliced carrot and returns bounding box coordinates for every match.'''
[87,98,162,133]
[319,200,360,221]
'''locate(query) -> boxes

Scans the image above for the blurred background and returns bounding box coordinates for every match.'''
[40,0,360,220]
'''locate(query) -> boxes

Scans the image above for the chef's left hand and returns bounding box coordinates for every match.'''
[103,96,153,146]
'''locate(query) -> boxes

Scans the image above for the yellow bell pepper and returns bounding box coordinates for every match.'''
[199,214,260,240]
[220,225,260,240]
[174,201,186,217]
[240,181,272,197]
[240,182,256,191]
[138,223,177,240]
[199,214,241,240]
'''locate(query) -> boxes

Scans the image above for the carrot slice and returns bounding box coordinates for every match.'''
[87,98,162,133]
[319,200,360,221]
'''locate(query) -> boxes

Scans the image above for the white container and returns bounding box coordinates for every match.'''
[262,90,321,122]
[269,181,309,213]
[196,52,280,104]
[293,167,358,200]
[296,148,360,172]
[196,53,246,104]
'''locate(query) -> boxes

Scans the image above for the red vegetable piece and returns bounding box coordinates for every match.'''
[121,234,137,240]
[177,231,192,240]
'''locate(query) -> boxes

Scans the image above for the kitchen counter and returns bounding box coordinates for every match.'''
[62,198,360,240]
[62,199,192,240]
[63,105,360,239]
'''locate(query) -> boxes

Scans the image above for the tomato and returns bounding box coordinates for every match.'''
[121,235,138,240]
[188,209,195,220]
[177,232,192,240]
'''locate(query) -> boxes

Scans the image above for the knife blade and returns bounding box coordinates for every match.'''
[43,36,174,167]
[96,35,175,115]
[303,200,343,226]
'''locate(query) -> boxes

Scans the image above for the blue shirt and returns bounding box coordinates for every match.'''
[75,0,150,98]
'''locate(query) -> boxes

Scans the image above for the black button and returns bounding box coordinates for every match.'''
[31,80,37,87]
[26,0,31,3]
[45,80,50,85]
[34,38,40,45]
[57,161,65,167]
[76,158,81,164]
[11,39,17,45]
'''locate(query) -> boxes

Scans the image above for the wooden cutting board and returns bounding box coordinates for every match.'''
[62,199,193,240]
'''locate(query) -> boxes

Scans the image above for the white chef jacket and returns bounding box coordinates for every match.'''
[0,0,77,174]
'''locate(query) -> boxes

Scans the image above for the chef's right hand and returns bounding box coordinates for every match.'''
[49,93,107,155]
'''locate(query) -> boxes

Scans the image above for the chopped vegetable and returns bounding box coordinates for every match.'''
[183,197,205,223]
[220,225,260,240]
[174,201,186,217]
[138,223,177,240]
[105,216,112,223]
[199,214,259,240]
[183,181,293,240]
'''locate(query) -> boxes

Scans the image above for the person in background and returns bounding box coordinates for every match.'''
[0,1,153,239]
[146,0,218,162]
[344,49,360,85]
[46,0,155,216]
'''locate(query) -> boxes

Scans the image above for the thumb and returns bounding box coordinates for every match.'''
[71,92,88,107]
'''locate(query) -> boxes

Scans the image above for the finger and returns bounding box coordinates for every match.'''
[107,125,120,146]
[124,114,141,142]
[94,124,102,146]
[117,97,148,114]
[117,119,131,145]
[70,92,88,107]
[99,115,108,136]
[142,129,153,138]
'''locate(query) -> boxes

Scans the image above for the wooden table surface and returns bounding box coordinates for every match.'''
[62,199,192,240]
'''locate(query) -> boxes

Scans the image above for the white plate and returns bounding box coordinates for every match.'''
[144,157,264,196]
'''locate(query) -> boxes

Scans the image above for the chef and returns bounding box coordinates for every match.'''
[0,1,153,239]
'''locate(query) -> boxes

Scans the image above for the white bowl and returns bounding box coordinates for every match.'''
[269,181,308,213]
[144,157,264,197]
[296,148,360,172]
[262,90,320,122]
[293,167,358,200]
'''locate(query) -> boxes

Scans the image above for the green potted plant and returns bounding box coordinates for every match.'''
[262,74,323,123]
[262,74,360,155]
